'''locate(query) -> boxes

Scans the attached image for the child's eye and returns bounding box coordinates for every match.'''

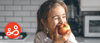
[54,18,58,20]
[63,16,66,18]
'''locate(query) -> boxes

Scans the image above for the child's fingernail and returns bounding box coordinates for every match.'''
[68,31,70,33]
[68,32,69,33]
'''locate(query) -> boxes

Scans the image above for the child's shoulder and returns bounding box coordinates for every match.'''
[34,31,48,42]
[36,31,46,36]
[34,31,53,43]
[35,31,47,38]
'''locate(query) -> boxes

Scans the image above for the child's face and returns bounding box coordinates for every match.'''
[47,5,67,34]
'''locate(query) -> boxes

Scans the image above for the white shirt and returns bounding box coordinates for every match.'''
[34,31,78,43]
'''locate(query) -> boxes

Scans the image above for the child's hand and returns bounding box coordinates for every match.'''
[66,41,73,43]
[53,27,71,43]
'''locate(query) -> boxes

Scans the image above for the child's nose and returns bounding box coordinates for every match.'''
[59,17,64,24]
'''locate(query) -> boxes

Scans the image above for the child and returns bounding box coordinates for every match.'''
[34,0,78,43]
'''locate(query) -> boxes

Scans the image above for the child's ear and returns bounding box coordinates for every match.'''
[41,19,45,25]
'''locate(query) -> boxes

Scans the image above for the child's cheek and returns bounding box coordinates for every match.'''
[65,20,67,23]
[53,20,58,27]
[63,19,67,23]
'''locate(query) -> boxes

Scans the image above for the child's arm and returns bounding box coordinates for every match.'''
[53,27,78,43]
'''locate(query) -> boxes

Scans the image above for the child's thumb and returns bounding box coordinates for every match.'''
[55,27,59,36]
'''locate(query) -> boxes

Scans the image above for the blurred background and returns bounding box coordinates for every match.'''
[0,0,100,43]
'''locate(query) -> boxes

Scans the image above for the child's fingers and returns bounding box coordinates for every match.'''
[68,30,71,35]
[55,27,59,36]
[62,30,71,41]
[51,35,54,40]
[53,27,59,40]
[63,30,71,37]
[66,41,73,43]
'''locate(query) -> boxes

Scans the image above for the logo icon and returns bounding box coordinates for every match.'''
[5,22,21,39]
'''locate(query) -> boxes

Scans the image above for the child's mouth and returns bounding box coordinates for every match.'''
[55,26,58,29]
[56,24,61,27]
[56,25,60,29]
[55,24,62,29]
[56,25,59,27]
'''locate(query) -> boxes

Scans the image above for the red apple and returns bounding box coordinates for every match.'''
[58,23,70,35]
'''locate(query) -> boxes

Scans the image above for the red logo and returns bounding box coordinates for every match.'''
[4,22,21,39]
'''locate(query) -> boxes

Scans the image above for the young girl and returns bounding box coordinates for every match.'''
[34,0,78,43]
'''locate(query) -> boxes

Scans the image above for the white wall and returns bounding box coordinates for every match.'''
[80,0,100,11]
[0,0,47,34]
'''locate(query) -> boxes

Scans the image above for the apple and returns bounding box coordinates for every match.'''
[58,23,70,35]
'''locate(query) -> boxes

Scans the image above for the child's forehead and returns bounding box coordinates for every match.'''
[48,5,65,17]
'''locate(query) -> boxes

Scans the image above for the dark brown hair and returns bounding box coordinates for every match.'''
[36,0,68,34]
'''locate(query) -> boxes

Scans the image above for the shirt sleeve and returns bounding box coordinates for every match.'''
[34,32,53,43]
[34,34,42,43]
[65,32,78,43]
